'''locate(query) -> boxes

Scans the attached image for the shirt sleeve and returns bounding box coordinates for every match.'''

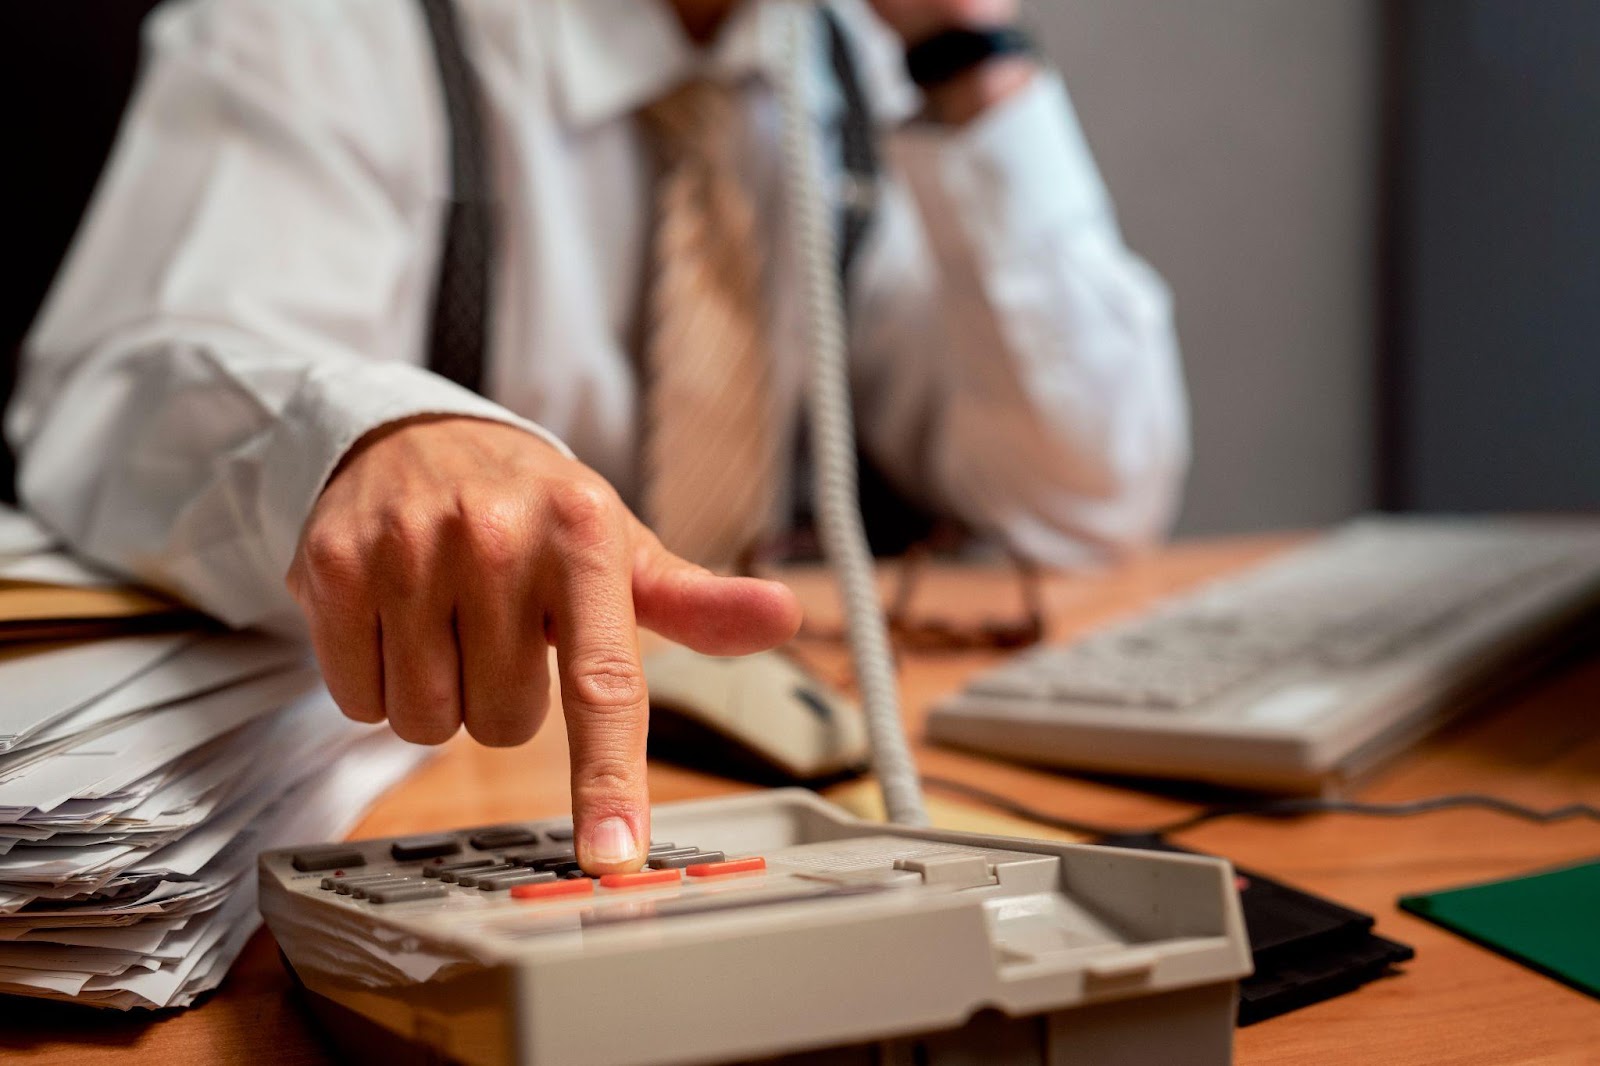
[848,67,1191,568]
[6,0,569,634]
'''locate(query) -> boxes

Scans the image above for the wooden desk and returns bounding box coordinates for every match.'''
[9,535,1600,1064]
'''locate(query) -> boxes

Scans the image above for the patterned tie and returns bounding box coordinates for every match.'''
[638,80,779,572]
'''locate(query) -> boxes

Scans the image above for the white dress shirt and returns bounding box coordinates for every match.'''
[9,0,1188,634]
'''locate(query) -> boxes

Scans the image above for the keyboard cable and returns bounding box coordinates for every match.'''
[918,774,1600,841]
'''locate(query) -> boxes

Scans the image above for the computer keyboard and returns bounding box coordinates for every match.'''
[930,517,1600,791]
[261,790,1250,1066]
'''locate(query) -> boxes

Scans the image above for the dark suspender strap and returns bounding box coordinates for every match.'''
[822,6,880,289]
[417,0,493,395]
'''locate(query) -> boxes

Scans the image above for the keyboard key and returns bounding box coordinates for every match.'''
[599,869,682,890]
[291,847,364,872]
[478,871,557,891]
[647,842,679,854]
[544,825,575,842]
[331,874,404,896]
[423,859,498,879]
[967,673,1048,699]
[448,864,520,887]
[321,873,394,891]
[643,847,698,864]
[367,884,449,905]
[390,836,461,862]
[351,877,424,899]
[649,850,725,870]
[686,856,766,878]
[512,878,594,902]
[504,847,578,870]
[469,827,541,850]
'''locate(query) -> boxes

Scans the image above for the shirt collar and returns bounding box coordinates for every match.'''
[550,0,842,129]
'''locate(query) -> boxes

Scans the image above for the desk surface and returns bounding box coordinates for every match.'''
[8,535,1600,1064]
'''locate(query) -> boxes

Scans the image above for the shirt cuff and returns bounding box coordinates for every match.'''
[888,71,1115,254]
[256,360,572,590]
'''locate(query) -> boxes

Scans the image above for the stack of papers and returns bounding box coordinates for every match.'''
[0,506,428,1008]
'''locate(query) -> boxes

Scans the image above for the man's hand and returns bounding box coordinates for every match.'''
[869,0,1034,126]
[286,416,803,873]
[868,0,1018,45]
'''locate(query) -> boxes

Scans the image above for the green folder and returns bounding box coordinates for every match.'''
[1399,858,1600,999]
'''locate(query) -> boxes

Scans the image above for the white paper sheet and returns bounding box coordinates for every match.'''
[0,943,158,975]
[7,630,309,754]
[0,681,430,1009]
[0,666,320,816]
[0,917,189,951]
[0,632,198,751]
[0,966,90,995]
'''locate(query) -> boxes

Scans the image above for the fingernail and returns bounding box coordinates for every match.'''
[585,816,638,865]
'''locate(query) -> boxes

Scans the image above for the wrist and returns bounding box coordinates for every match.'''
[331,413,557,483]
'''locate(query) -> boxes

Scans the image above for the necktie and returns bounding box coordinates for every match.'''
[638,80,779,571]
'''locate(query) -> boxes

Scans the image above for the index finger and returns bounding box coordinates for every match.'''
[548,528,652,875]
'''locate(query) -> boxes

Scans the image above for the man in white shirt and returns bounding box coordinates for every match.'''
[9,0,1187,872]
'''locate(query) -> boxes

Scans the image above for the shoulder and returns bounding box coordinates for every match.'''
[143,0,443,193]
[146,0,427,77]
[143,0,436,129]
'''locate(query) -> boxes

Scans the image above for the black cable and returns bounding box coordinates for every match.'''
[1147,794,1600,836]
[916,776,1132,838]
[919,774,1600,841]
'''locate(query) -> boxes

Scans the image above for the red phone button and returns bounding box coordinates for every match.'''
[599,869,683,890]
[511,878,595,901]
[686,856,767,878]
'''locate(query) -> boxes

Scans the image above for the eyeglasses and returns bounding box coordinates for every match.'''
[790,543,1046,656]
[885,544,1046,652]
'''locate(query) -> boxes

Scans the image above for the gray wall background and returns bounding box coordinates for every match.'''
[1023,0,1382,534]
[1395,0,1600,514]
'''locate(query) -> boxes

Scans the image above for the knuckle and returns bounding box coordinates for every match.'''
[463,674,549,748]
[572,755,640,798]
[547,481,621,545]
[324,681,384,723]
[375,506,435,557]
[465,714,536,748]
[373,509,438,598]
[458,497,526,572]
[567,655,646,712]
[389,713,460,746]
[299,530,364,590]
[387,681,459,744]
[335,699,385,725]
[321,668,384,723]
